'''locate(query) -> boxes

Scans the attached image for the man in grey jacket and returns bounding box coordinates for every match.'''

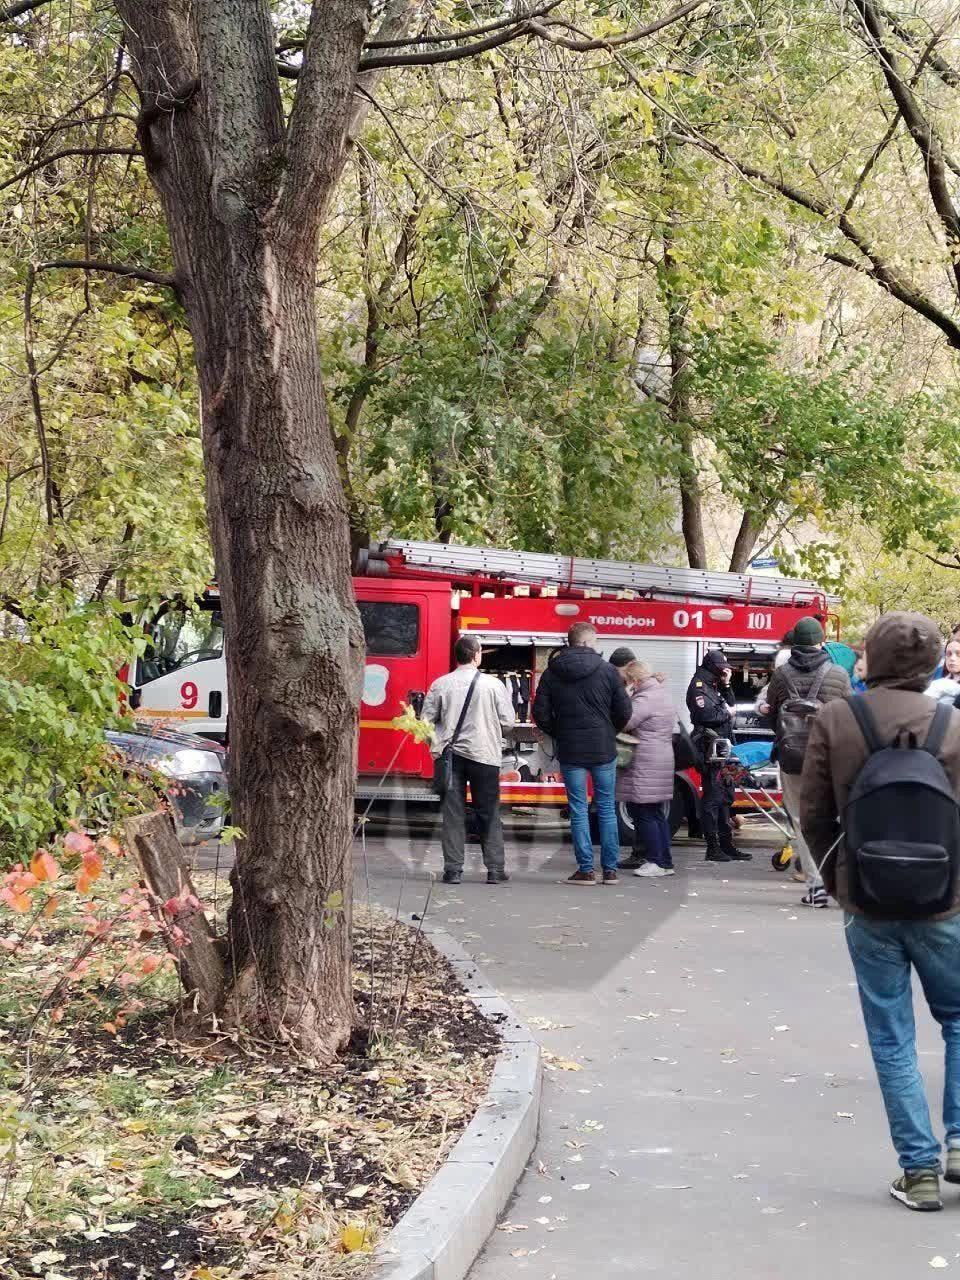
[765,615,851,906]
[421,635,515,885]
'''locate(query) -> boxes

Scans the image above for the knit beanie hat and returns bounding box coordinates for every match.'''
[793,616,825,646]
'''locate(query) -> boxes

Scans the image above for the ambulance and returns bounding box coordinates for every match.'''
[126,539,837,841]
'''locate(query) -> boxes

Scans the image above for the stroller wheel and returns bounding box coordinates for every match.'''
[771,844,793,872]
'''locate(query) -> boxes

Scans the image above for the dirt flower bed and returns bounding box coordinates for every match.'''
[0,875,498,1279]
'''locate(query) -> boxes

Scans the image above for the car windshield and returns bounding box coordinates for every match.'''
[136,606,224,685]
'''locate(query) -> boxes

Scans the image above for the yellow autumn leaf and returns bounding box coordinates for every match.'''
[339,1221,373,1254]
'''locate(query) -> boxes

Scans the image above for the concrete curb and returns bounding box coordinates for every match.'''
[373,915,542,1280]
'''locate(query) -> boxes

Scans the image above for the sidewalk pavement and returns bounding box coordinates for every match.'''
[357,827,960,1280]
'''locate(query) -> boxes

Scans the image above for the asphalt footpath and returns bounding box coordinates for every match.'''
[350,819,960,1280]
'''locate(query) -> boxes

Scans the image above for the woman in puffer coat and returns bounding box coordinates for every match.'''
[608,650,677,879]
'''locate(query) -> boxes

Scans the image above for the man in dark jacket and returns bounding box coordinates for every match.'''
[686,648,750,863]
[765,615,851,907]
[533,623,632,884]
[801,612,960,1212]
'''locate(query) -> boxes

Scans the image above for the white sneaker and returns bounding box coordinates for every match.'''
[635,863,669,878]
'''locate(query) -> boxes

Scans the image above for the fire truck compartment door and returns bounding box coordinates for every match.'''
[594,637,699,729]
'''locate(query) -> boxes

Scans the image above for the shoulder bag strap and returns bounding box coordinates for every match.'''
[809,664,830,701]
[923,700,953,759]
[846,694,884,754]
[449,671,481,751]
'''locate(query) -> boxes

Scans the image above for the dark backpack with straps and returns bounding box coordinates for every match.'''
[776,664,830,773]
[844,698,960,918]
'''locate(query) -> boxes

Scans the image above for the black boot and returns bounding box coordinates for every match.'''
[705,842,730,863]
[619,851,646,870]
[722,839,752,861]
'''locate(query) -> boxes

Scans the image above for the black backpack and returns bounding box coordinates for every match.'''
[776,665,829,773]
[844,698,960,918]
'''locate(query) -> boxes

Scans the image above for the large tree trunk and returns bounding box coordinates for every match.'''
[728,509,761,574]
[659,185,707,571]
[116,0,367,1058]
[664,274,707,571]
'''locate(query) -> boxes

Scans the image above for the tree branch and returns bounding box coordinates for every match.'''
[0,0,50,19]
[877,2,960,88]
[0,147,140,195]
[23,267,57,531]
[35,258,178,291]
[279,0,369,236]
[290,0,562,50]
[850,0,960,297]
[528,0,708,51]
[279,0,708,76]
[923,551,960,571]
[355,22,537,71]
[673,130,960,351]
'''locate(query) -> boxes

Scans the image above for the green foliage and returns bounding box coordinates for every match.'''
[689,323,960,550]
[0,598,142,861]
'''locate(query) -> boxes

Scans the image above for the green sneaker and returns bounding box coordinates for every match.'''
[945,1149,960,1185]
[890,1169,942,1211]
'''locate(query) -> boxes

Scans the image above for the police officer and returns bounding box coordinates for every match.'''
[686,648,751,863]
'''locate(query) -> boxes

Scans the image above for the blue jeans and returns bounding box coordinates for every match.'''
[845,913,960,1170]
[628,801,673,868]
[561,760,619,873]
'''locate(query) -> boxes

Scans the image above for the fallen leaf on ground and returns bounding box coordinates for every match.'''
[571,1183,591,1191]
[542,1052,583,1072]
[497,1222,528,1233]
[339,1222,374,1254]
[930,1257,949,1269]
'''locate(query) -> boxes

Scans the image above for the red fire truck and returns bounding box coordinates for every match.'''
[127,539,836,842]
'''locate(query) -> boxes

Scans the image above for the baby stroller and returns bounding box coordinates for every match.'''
[708,738,797,871]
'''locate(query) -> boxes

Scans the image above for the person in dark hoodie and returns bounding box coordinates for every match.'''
[801,612,960,1212]
[764,615,851,907]
[686,648,751,863]
[533,623,632,884]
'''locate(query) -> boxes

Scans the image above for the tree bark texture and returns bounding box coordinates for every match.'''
[115,0,368,1058]
[124,812,225,1016]
[661,214,707,570]
[727,509,761,574]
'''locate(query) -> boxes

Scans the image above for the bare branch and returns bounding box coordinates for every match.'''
[841,109,901,214]
[356,22,537,71]
[290,0,563,50]
[23,267,57,530]
[528,0,708,51]
[850,0,960,296]
[0,147,140,195]
[673,130,960,351]
[280,0,709,77]
[0,0,50,19]
[923,551,960,571]
[877,2,960,88]
[35,258,178,291]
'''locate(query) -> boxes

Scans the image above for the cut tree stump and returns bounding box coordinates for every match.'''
[124,811,225,1017]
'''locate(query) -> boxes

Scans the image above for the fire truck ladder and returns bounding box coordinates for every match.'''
[363,539,836,608]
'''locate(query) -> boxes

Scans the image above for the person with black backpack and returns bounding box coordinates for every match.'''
[800,612,960,1213]
[764,616,851,907]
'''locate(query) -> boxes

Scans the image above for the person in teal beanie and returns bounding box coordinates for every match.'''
[811,613,858,678]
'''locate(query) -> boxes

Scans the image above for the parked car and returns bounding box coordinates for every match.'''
[105,724,228,844]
